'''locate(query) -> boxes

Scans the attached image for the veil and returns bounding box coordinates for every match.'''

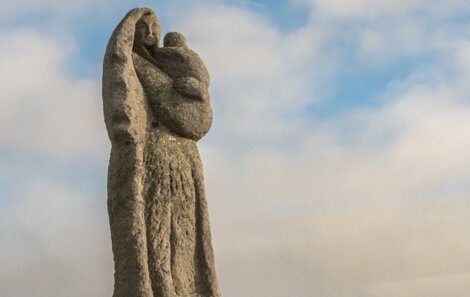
[102,8,156,297]
[102,8,157,145]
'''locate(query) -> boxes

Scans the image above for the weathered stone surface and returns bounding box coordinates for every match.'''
[153,32,211,89]
[102,7,221,297]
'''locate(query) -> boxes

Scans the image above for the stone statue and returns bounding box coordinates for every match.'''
[102,8,221,297]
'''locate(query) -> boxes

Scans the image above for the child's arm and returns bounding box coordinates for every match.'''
[174,77,209,102]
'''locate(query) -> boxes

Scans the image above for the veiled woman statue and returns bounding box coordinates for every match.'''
[102,8,221,297]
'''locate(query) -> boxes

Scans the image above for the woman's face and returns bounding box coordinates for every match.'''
[135,15,160,47]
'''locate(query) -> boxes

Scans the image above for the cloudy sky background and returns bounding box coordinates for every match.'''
[1,0,470,296]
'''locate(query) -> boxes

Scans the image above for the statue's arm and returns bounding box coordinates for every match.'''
[102,8,154,145]
[173,77,210,102]
[133,51,213,140]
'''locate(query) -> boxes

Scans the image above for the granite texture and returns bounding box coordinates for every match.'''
[102,8,220,297]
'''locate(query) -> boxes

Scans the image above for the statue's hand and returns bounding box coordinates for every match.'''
[174,77,208,101]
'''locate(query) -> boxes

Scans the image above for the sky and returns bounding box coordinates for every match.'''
[1,0,470,296]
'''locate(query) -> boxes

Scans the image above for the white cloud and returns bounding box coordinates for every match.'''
[204,79,470,296]
[193,3,470,293]
[0,0,110,22]
[358,20,427,61]
[0,0,136,22]
[297,0,469,20]
[313,0,424,19]
[0,28,108,158]
[290,0,470,71]
[455,41,470,79]
[370,273,470,297]
[0,178,112,297]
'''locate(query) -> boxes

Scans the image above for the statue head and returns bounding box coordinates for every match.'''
[163,32,187,48]
[134,12,161,48]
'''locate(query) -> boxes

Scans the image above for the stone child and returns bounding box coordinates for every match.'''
[152,32,210,97]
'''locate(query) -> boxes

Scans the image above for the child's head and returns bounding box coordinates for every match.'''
[163,32,187,47]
